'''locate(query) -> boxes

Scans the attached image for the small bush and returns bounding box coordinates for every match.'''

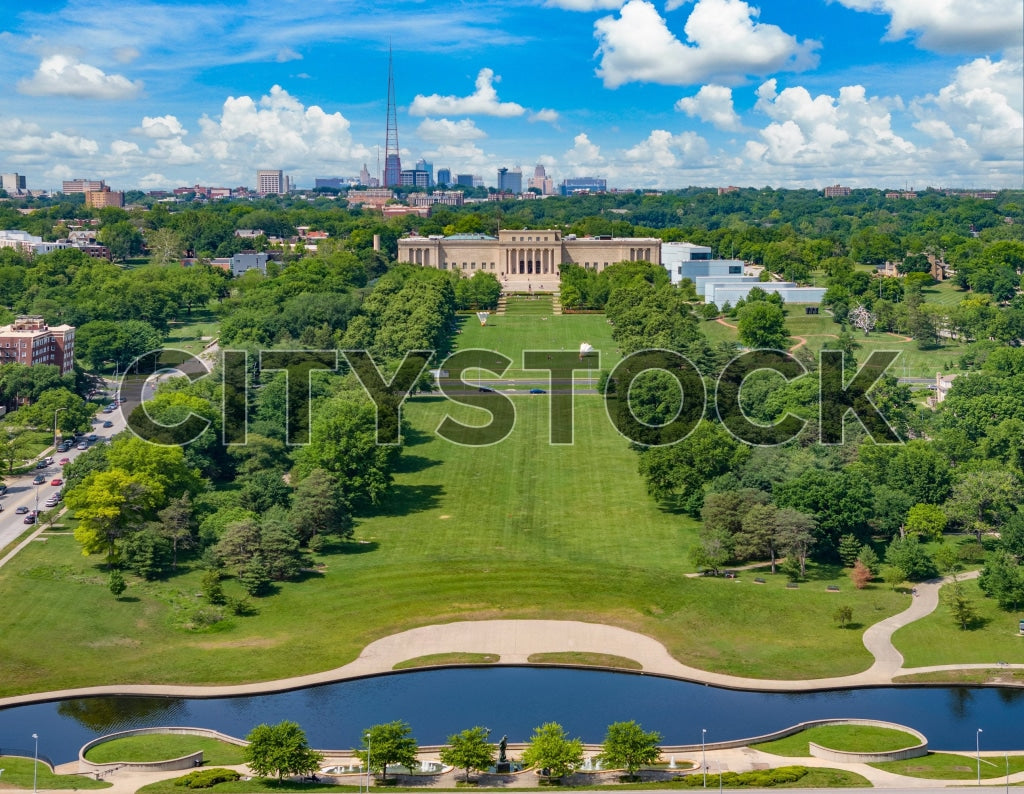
[174,768,241,788]
[678,766,808,787]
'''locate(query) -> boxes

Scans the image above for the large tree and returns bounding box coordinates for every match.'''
[356,721,419,783]
[598,721,662,779]
[521,722,584,781]
[736,301,788,350]
[243,721,323,780]
[438,727,496,783]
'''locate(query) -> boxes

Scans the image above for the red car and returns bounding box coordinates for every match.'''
[50,478,63,486]
[59,457,70,465]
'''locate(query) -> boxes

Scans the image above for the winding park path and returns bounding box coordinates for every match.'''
[0,571,1016,713]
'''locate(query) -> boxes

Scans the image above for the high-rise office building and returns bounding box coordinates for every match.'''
[359,164,372,186]
[436,168,451,186]
[456,174,475,187]
[528,164,554,195]
[257,170,288,195]
[497,167,522,194]
[414,159,434,187]
[560,177,606,195]
[1,173,27,194]
[399,169,430,188]
[62,179,105,193]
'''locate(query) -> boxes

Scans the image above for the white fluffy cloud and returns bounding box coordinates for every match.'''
[595,0,819,88]
[676,85,743,130]
[912,56,1024,158]
[195,85,370,175]
[416,118,487,144]
[563,133,604,168]
[410,69,525,117]
[622,129,710,167]
[530,109,560,123]
[134,115,188,139]
[17,54,143,99]
[745,79,915,169]
[0,117,99,159]
[830,0,1024,53]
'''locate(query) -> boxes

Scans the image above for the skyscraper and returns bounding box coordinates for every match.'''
[383,45,401,187]
[436,168,451,186]
[415,159,434,187]
[497,167,522,194]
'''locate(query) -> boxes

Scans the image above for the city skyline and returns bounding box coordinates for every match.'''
[0,0,1021,192]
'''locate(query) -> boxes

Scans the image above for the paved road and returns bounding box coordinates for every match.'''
[0,383,131,552]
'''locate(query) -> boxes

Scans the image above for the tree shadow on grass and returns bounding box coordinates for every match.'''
[395,454,440,474]
[366,484,445,517]
[331,540,380,555]
[400,424,435,449]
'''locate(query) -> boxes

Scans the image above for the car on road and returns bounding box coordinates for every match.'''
[77,442,88,450]
[23,514,36,524]
[102,420,113,428]
[88,434,98,442]
[36,460,48,469]
[59,457,70,465]
[50,478,63,486]
[32,474,46,484]
[529,388,547,394]
[15,506,29,514]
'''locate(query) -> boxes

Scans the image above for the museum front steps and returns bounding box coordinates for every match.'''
[500,276,557,295]
[552,290,562,314]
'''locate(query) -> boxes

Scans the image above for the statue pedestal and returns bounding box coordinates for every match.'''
[495,763,511,774]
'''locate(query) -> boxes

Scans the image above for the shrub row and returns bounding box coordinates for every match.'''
[174,768,241,788]
[679,765,808,787]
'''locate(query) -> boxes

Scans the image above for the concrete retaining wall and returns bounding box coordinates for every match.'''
[78,726,246,774]
[657,717,927,758]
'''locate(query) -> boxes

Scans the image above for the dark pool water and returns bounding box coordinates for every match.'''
[1,667,1021,763]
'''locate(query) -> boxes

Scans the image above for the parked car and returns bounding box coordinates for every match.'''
[36,460,48,469]
[76,442,88,450]
[23,514,36,524]
[102,420,114,428]
[32,474,46,484]
[50,478,63,486]
[88,434,98,442]
[15,506,29,514]
[59,457,70,465]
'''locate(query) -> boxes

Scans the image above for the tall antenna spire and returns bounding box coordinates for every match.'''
[384,42,401,188]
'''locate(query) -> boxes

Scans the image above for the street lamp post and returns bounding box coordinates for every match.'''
[977,728,983,786]
[366,732,372,792]
[53,407,67,448]
[32,732,38,794]
[702,729,707,788]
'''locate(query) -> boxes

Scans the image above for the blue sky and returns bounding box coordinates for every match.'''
[1,0,1021,192]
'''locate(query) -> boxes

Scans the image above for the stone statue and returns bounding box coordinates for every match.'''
[498,735,508,764]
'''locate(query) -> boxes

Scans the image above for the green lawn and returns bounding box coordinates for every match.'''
[702,312,966,379]
[84,734,245,765]
[0,300,914,695]
[164,306,219,355]
[0,756,110,789]
[393,653,499,670]
[754,725,920,756]
[0,392,908,696]
[871,752,1024,780]
[891,578,1024,668]
[456,297,617,379]
[526,652,642,670]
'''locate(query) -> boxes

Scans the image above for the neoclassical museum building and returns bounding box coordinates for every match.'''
[397,229,662,291]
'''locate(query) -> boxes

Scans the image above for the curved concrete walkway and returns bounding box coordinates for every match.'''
[1,570,1019,712]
